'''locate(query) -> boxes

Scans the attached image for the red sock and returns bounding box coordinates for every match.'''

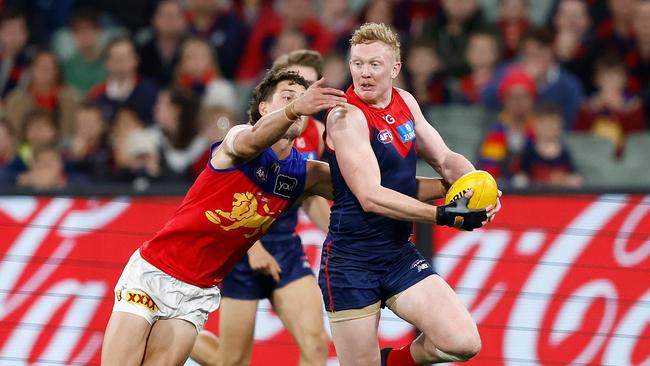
[387,343,418,366]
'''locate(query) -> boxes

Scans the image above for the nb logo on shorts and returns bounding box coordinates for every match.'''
[125,290,157,312]
[411,259,430,273]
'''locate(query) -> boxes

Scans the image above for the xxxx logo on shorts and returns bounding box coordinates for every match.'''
[125,290,157,312]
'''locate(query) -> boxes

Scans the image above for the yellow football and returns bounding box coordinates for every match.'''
[445,170,498,209]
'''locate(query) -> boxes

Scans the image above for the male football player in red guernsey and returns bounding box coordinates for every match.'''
[190,50,332,366]
[321,23,501,366]
[101,70,347,366]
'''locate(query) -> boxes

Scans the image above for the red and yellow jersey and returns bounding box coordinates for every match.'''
[140,144,307,288]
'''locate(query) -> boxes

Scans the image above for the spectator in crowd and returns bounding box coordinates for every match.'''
[625,0,650,94]
[17,145,67,190]
[236,0,333,81]
[482,28,584,129]
[595,0,638,51]
[186,0,248,80]
[62,6,107,95]
[190,105,238,178]
[479,67,536,183]
[497,0,531,59]
[5,50,81,138]
[88,37,159,124]
[268,30,309,66]
[174,38,236,110]
[319,0,357,54]
[552,0,597,93]
[109,105,150,176]
[422,0,490,77]
[63,103,112,181]
[401,39,449,107]
[452,31,499,103]
[322,52,350,90]
[113,127,162,183]
[518,103,583,187]
[0,118,20,184]
[152,88,208,180]
[0,10,32,98]
[137,0,186,88]
[574,53,645,156]
[16,109,59,172]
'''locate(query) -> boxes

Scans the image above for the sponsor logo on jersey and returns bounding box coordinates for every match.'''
[126,290,157,312]
[377,129,394,144]
[255,167,267,182]
[384,114,396,124]
[396,120,416,142]
[302,151,317,160]
[272,163,281,174]
[274,174,298,198]
[205,192,277,238]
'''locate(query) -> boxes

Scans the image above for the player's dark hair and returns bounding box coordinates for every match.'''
[248,70,310,125]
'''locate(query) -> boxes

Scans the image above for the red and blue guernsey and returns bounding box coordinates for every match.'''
[319,86,434,313]
[140,143,307,288]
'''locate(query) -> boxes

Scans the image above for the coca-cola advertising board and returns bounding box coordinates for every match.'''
[0,194,648,365]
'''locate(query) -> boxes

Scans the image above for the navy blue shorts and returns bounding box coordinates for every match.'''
[318,239,435,312]
[221,235,313,300]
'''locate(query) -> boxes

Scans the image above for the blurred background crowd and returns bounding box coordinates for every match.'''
[0,0,648,192]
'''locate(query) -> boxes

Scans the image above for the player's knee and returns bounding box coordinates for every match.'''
[427,333,481,362]
[301,329,330,359]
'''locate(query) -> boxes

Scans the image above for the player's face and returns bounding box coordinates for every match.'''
[262,80,307,139]
[349,42,401,105]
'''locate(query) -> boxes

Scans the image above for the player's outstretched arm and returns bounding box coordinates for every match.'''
[230,79,346,160]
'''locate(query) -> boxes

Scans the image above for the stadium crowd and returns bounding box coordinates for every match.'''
[0,0,648,191]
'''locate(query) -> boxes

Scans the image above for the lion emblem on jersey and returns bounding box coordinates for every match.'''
[205,192,277,238]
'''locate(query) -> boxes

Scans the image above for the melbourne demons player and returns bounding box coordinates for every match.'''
[190,50,331,366]
[101,70,347,366]
[321,23,501,365]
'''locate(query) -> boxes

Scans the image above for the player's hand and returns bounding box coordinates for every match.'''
[436,189,488,231]
[485,189,502,223]
[248,242,282,282]
[293,78,347,115]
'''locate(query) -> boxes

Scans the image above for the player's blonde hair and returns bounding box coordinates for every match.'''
[350,22,401,62]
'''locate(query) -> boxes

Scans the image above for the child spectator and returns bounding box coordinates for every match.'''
[17,146,67,190]
[5,50,81,138]
[109,105,148,172]
[519,103,583,187]
[191,106,238,178]
[63,103,112,180]
[402,39,448,107]
[497,0,531,59]
[452,31,499,103]
[0,10,32,98]
[574,53,646,156]
[175,38,235,111]
[62,6,107,95]
[152,88,208,180]
[17,109,59,170]
[479,67,536,183]
[0,118,21,184]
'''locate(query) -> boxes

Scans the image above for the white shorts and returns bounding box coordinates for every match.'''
[112,249,220,332]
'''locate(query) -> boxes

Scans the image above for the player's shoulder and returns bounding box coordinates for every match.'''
[326,103,364,125]
[394,87,418,106]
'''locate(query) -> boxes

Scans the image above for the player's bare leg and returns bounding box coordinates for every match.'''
[272,276,329,366]
[328,311,381,366]
[214,297,258,366]
[389,275,481,363]
[101,312,152,366]
[190,330,221,365]
[141,318,199,365]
